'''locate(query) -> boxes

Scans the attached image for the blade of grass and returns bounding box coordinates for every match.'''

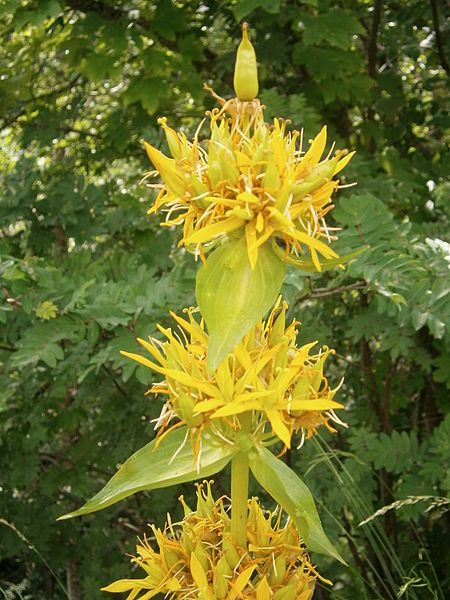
[0,519,69,599]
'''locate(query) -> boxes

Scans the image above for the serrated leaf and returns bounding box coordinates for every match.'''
[196,237,285,372]
[233,0,281,21]
[249,444,345,563]
[58,427,236,519]
[11,317,84,368]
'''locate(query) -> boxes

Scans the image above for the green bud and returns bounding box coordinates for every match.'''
[292,177,327,202]
[148,563,166,586]
[181,529,195,554]
[190,175,210,209]
[177,391,203,427]
[179,495,193,518]
[227,206,254,220]
[273,581,298,600]
[158,117,182,159]
[263,155,280,189]
[233,23,259,101]
[193,541,210,573]
[196,482,215,518]
[213,557,231,599]
[164,549,181,569]
[306,155,339,181]
[268,305,287,347]
[269,554,286,586]
[251,143,267,175]
[222,535,241,570]
[274,179,294,214]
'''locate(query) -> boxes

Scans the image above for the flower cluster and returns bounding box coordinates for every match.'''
[144,99,354,271]
[121,299,344,453]
[103,481,326,600]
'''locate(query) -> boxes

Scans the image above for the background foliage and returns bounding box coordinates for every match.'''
[1,0,449,598]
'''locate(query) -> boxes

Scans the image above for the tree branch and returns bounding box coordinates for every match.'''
[0,76,81,128]
[429,0,450,75]
[368,0,383,79]
[65,0,124,21]
[296,280,368,304]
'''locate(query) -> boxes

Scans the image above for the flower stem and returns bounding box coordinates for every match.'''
[231,412,252,548]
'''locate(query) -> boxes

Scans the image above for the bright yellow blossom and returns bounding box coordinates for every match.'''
[143,95,354,272]
[103,481,327,599]
[121,299,344,452]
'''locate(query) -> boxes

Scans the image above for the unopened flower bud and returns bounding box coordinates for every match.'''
[233,23,259,101]
[163,549,181,569]
[196,481,215,518]
[177,391,203,427]
[158,117,182,159]
[273,581,298,600]
[222,535,241,570]
[213,556,231,598]
[193,541,210,573]
[269,554,286,586]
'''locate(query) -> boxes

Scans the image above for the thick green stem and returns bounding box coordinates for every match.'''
[231,412,252,548]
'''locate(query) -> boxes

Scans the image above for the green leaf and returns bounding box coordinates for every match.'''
[11,317,84,368]
[249,444,345,563]
[57,427,236,520]
[196,237,286,372]
[233,0,281,21]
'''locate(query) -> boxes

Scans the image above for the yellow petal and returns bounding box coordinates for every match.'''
[334,150,356,175]
[195,398,225,413]
[228,565,256,600]
[234,344,253,371]
[235,149,252,169]
[297,125,327,175]
[190,552,209,589]
[271,366,299,394]
[256,212,264,233]
[169,311,208,344]
[136,338,167,366]
[310,247,321,272]
[211,399,261,418]
[144,142,186,197]
[234,390,277,403]
[236,191,261,204]
[288,399,344,411]
[101,578,154,593]
[266,408,291,448]
[163,368,223,400]
[184,217,245,245]
[256,576,271,600]
[215,358,235,401]
[286,226,338,258]
[271,130,287,172]
[120,351,163,373]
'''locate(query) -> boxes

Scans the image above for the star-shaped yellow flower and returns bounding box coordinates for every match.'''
[102,481,328,600]
[143,100,354,272]
[121,299,344,452]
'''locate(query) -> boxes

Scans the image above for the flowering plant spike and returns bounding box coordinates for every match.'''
[58,23,362,597]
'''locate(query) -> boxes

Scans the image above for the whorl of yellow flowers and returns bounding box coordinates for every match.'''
[121,298,344,455]
[103,481,328,599]
[144,107,354,272]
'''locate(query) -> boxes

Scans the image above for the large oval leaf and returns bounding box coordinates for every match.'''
[196,237,286,373]
[58,428,236,520]
[249,444,345,564]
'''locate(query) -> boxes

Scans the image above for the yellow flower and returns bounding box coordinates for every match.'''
[121,299,344,452]
[143,97,354,272]
[102,481,328,599]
